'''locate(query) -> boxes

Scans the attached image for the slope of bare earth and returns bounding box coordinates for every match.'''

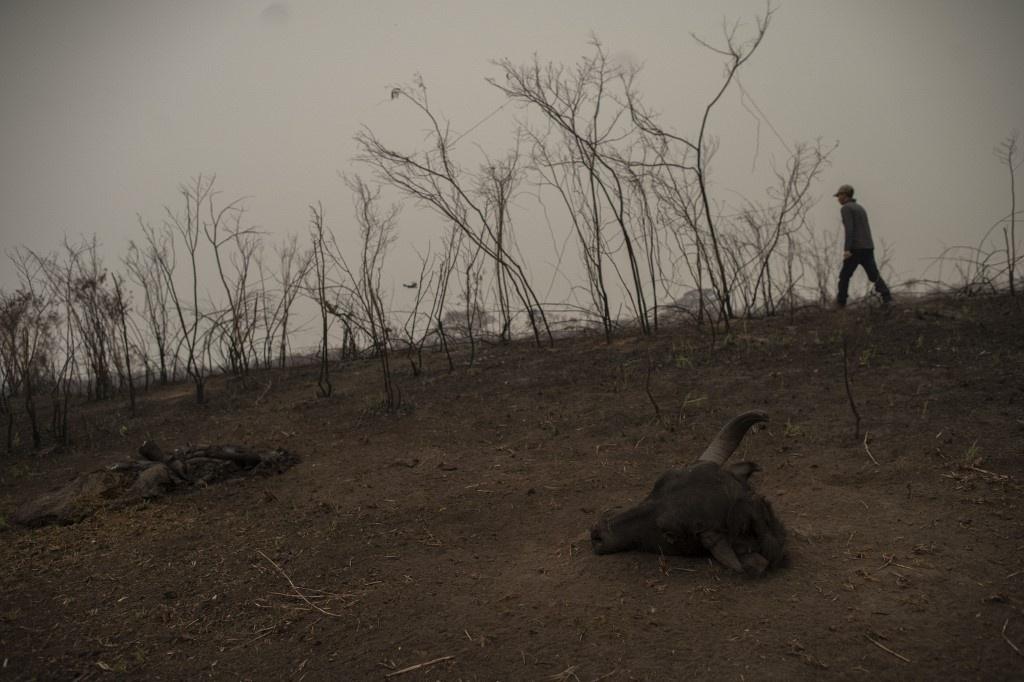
[2,294,1023,680]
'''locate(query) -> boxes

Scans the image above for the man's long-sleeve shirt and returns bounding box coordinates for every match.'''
[841,199,875,250]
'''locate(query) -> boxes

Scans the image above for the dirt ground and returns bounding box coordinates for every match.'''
[2,294,1023,680]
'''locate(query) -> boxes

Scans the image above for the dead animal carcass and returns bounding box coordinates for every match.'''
[590,410,786,577]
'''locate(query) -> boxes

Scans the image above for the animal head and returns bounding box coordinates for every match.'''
[590,410,784,576]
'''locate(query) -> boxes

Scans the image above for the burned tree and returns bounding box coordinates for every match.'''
[35,238,120,401]
[355,77,551,347]
[0,253,59,452]
[257,234,311,369]
[203,189,260,378]
[490,41,655,338]
[725,141,835,317]
[994,131,1021,296]
[308,202,334,398]
[336,175,401,411]
[143,175,220,403]
[112,275,136,416]
[125,236,174,385]
[627,6,774,327]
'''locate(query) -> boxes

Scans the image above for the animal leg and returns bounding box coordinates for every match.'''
[699,530,743,572]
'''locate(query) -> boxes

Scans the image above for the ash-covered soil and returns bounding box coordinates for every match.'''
[2,295,1023,680]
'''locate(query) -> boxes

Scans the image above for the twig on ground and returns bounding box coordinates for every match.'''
[255,380,273,405]
[644,353,663,426]
[257,550,344,618]
[239,625,276,647]
[1003,619,1023,657]
[842,335,862,440]
[269,590,359,606]
[865,633,910,663]
[966,465,1009,480]
[864,432,879,466]
[548,665,580,681]
[383,656,455,678]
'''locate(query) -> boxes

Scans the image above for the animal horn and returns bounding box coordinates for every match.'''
[697,410,769,465]
[699,530,744,572]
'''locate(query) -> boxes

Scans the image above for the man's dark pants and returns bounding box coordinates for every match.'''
[837,248,891,306]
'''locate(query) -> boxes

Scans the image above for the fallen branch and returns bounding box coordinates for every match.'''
[865,633,910,663]
[257,550,344,618]
[864,432,879,466]
[12,443,296,528]
[384,655,455,678]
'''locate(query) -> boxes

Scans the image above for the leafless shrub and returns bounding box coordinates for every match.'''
[918,133,1021,298]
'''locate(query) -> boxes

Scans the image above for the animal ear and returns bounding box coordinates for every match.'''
[726,461,761,482]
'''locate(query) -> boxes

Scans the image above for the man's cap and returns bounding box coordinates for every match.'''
[834,184,854,197]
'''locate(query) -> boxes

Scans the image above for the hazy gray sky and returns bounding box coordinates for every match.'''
[2,0,1023,294]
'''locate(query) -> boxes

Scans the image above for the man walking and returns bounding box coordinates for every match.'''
[834,184,892,307]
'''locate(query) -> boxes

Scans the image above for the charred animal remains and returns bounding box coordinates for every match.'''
[590,410,786,577]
